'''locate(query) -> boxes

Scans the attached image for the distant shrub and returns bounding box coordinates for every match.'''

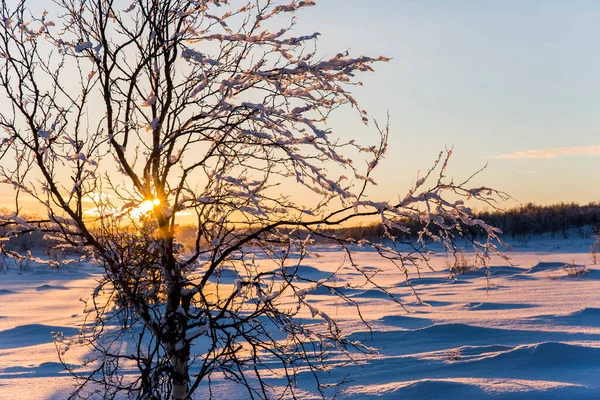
[446,348,462,361]
[563,262,588,277]
[447,252,478,275]
[590,239,600,264]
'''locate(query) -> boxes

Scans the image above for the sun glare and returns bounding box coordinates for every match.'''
[136,198,160,215]
[84,198,161,219]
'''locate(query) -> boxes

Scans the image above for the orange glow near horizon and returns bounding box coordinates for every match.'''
[80,197,161,219]
[131,198,161,217]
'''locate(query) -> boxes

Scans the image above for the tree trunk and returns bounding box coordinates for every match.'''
[171,345,190,400]
[160,224,190,399]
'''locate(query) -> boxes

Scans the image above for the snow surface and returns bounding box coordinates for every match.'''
[0,239,599,399]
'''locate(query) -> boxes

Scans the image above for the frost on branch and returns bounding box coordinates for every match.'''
[0,1,507,399]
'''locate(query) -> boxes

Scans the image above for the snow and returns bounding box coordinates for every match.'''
[1,238,599,399]
[74,42,93,53]
[146,117,160,132]
[186,324,209,341]
[37,130,52,139]
[141,93,157,107]
[122,3,136,13]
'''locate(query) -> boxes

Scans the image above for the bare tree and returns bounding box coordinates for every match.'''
[0,1,507,399]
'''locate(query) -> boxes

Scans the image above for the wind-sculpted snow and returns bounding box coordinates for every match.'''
[342,378,590,399]
[35,284,69,291]
[398,277,472,286]
[457,265,523,277]
[0,324,79,349]
[1,362,77,379]
[282,264,333,280]
[377,315,433,329]
[531,307,600,327]
[409,299,455,307]
[466,342,600,367]
[0,245,599,399]
[350,288,403,300]
[568,307,600,319]
[524,262,568,274]
[463,302,537,311]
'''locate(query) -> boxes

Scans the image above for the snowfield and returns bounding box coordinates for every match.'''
[1,239,599,399]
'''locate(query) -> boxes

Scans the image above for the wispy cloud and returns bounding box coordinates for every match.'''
[495,145,600,160]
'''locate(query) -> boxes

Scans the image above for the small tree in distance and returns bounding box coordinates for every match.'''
[0,1,507,399]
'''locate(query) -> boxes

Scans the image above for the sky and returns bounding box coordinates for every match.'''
[2,0,600,215]
[294,0,600,207]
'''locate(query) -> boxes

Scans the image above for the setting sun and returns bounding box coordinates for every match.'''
[136,198,160,215]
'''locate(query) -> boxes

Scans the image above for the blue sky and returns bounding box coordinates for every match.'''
[295,0,600,206]
[3,0,600,212]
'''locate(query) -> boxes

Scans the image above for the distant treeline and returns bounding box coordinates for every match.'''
[320,202,600,243]
[2,203,599,254]
[474,202,600,239]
